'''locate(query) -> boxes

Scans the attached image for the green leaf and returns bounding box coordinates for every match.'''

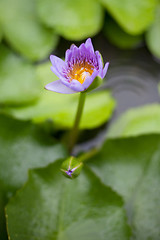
[0,115,66,193]
[36,0,104,40]
[87,134,160,240]
[131,146,160,240]
[6,160,130,240]
[0,45,41,105]
[108,104,160,138]
[5,62,115,129]
[0,25,3,42]
[0,114,67,239]
[104,18,142,49]
[146,4,160,59]
[0,0,58,61]
[100,0,157,35]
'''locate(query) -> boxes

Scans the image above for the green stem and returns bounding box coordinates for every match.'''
[78,148,98,163]
[69,92,86,153]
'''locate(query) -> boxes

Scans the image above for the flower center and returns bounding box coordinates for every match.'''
[68,62,94,84]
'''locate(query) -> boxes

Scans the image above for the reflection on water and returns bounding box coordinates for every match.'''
[104,62,159,121]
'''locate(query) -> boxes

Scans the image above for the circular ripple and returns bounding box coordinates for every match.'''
[103,60,160,120]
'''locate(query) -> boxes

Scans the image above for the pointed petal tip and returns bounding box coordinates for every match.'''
[85,38,94,53]
[50,55,56,64]
[85,38,92,45]
[65,49,72,62]
[70,44,78,51]
[102,62,109,79]
[50,54,53,60]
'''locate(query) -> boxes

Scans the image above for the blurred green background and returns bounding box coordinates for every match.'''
[0,0,160,240]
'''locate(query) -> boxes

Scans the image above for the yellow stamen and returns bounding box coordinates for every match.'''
[68,62,94,84]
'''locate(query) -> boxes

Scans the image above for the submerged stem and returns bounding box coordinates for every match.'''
[69,92,86,153]
[78,148,98,163]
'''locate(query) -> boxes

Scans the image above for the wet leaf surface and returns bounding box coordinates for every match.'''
[88,135,160,240]
[6,161,130,240]
[0,115,67,239]
[108,104,160,138]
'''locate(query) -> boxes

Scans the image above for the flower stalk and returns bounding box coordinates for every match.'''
[45,38,110,178]
[78,148,98,162]
[69,92,86,153]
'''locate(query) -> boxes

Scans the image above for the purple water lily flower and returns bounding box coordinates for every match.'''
[45,38,109,94]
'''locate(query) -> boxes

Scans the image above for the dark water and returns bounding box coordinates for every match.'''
[56,33,160,153]
[98,36,160,119]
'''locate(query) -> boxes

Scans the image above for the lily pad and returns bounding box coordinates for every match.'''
[100,0,157,35]
[5,62,115,129]
[104,18,142,49]
[6,160,130,240]
[0,114,67,239]
[36,0,104,40]
[0,115,66,193]
[0,45,41,105]
[0,0,58,61]
[108,104,160,138]
[88,134,160,240]
[0,25,2,42]
[146,5,160,59]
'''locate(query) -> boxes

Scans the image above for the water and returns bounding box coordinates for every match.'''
[104,61,160,121]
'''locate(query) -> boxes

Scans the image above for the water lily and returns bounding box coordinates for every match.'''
[45,38,109,94]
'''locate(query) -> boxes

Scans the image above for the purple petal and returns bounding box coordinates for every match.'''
[51,68,70,87]
[65,44,78,64]
[71,47,83,66]
[95,51,109,79]
[70,44,78,51]
[82,70,99,90]
[67,44,81,65]
[50,66,63,79]
[79,43,86,53]
[79,42,96,65]
[85,38,94,53]
[65,49,72,63]
[59,77,70,87]
[69,80,85,92]
[102,62,109,79]
[50,55,66,78]
[79,42,93,58]
[95,51,103,76]
[45,80,78,94]
[79,43,88,58]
